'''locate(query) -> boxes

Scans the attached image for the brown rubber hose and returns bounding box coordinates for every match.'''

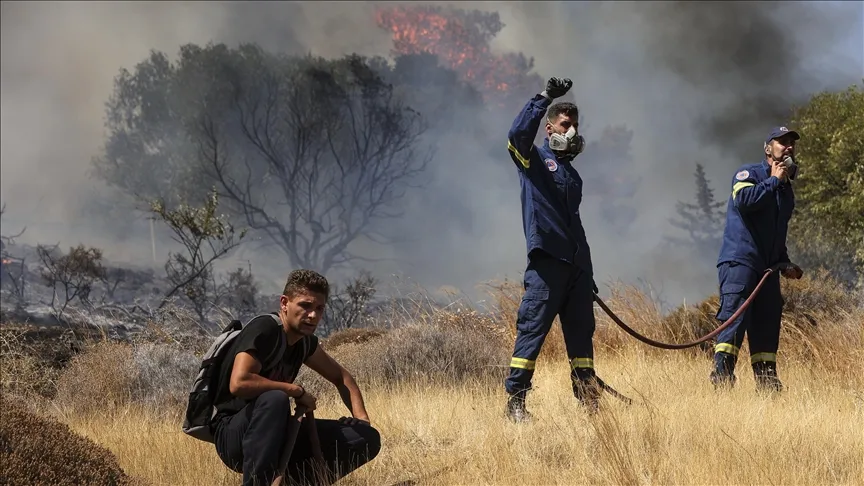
[593,265,783,350]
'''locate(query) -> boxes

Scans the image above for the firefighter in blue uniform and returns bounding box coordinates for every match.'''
[504,77,601,422]
[712,126,804,392]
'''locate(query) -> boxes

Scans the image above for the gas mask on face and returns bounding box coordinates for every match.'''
[549,126,585,161]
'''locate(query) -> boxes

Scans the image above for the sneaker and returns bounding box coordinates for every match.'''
[505,393,532,423]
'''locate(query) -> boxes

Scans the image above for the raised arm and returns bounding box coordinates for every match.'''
[507,94,552,169]
[507,77,572,170]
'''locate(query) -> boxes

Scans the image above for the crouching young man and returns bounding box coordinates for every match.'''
[211,269,381,486]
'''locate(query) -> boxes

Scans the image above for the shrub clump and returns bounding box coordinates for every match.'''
[54,341,199,415]
[0,395,134,485]
[129,342,201,410]
[321,327,387,350]
[54,342,135,414]
[297,318,511,394]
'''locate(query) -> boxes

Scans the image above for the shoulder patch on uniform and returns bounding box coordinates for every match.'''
[735,170,750,181]
[545,158,558,172]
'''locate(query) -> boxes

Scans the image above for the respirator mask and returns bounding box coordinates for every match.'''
[549,126,585,161]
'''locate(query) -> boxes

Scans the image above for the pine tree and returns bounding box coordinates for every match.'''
[667,163,726,256]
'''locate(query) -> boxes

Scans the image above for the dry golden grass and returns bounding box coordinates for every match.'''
[4,270,862,485]
[56,345,863,486]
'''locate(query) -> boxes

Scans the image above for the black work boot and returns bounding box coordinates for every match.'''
[505,391,532,423]
[710,352,737,389]
[753,361,783,393]
[709,370,737,389]
[572,369,601,414]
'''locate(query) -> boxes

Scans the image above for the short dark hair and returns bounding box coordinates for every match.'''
[282,269,330,300]
[547,102,579,123]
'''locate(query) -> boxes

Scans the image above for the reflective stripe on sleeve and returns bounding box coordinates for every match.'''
[732,181,755,199]
[507,140,530,169]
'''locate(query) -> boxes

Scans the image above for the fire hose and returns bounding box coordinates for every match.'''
[593,264,783,350]
[588,264,784,406]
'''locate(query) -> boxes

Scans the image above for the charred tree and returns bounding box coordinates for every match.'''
[218,265,260,320]
[94,44,434,275]
[322,270,378,335]
[197,51,432,274]
[36,244,107,321]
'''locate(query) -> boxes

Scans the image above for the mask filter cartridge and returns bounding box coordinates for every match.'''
[549,126,585,158]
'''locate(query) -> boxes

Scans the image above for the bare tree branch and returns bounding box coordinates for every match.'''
[189,53,434,274]
[36,244,107,322]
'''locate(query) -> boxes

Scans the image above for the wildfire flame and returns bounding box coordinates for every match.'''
[375,5,542,103]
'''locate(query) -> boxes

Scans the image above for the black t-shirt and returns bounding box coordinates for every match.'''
[212,313,319,421]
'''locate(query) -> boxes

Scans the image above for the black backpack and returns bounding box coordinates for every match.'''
[181,313,286,442]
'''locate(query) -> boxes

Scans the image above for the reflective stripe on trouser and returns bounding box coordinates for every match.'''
[713,262,783,375]
[750,352,776,364]
[505,251,596,395]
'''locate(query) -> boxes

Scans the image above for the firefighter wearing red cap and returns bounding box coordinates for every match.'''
[712,126,804,392]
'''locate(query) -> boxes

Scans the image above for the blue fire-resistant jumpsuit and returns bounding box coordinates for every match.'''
[504,93,596,398]
[713,160,794,378]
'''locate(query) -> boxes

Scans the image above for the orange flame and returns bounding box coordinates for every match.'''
[375,5,542,104]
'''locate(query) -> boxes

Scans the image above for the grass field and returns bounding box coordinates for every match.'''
[54,344,864,486]
[3,271,863,485]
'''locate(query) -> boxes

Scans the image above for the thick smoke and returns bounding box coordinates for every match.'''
[1,1,861,307]
[630,1,862,162]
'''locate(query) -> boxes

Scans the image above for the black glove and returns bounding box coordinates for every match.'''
[592,280,599,294]
[542,77,572,99]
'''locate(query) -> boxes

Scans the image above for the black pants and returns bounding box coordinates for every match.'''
[214,390,381,486]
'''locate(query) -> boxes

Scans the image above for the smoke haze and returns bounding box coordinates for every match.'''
[2,1,861,307]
